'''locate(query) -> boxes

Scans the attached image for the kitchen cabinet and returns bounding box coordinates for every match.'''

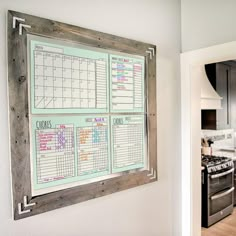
[230,67,236,130]
[216,63,231,129]
[202,62,236,130]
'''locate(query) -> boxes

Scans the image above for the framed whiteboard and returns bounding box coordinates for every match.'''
[8,10,157,220]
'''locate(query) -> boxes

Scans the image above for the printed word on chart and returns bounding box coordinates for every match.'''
[77,117,109,176]
[36,124,75,184]
[111,56,144,111]
[33,44,107,110]
[112,116,145,172]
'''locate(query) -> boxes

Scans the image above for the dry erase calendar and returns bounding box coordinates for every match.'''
[8,10,157,220]
[30,38,109,114]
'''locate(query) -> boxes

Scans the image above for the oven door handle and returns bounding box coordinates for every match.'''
[211,187,235,200]
[210,168,234,179]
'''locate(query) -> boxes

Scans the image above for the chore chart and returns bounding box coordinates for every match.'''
[35,123,75,184]
[111,115,145,173]
[31,115,110,194]
[28,35,147,196]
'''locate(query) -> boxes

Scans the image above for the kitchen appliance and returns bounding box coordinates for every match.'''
[202,155,234,227]
[234,160,236,205]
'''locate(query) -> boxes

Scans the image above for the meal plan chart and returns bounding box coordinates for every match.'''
[29,36,147,195]
[110,54,145,112]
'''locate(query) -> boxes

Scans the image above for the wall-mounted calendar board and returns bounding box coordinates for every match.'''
[8,10,157,220]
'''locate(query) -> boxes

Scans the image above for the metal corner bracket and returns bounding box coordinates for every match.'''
[146,47,155,60]
[18,196,36,215]
[12,15,31,35]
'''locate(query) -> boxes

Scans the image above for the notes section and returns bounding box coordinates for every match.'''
[111,115,145,173]
[30,39,108,114]
[110,54,145,112]
[31,116,110,191]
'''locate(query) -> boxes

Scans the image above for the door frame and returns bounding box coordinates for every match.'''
[181,41,236,236]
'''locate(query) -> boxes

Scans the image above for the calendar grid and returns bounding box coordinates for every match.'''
[34,49,107,110]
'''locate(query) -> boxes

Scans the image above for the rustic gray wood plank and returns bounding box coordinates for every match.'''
[8,11,33,220]
[8,10,157,220]
[147,52,158,179]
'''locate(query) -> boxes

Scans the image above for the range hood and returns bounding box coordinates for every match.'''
[201,65,222,110]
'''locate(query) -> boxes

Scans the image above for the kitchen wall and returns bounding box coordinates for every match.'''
[0,1,181,236]
[181,0,236,52]
[201,129,235,157]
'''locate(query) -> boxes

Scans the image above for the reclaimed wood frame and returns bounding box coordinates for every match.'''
[7,10,157,220]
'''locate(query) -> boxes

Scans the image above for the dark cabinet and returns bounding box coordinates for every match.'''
[202,62,235,130]
[216,63,231,129]
[230,67,236,130]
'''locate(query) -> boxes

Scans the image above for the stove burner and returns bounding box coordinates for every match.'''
[202,155,229,165]
[202,155,233,173]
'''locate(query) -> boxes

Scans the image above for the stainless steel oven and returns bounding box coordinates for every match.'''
[202,155,234,227]
[233,160,236,205]
[209,169,234,195]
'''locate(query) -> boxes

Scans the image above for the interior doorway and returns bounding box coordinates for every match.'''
[181,41,236,236]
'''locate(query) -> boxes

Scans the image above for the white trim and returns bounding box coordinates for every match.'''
[181,41,236,236]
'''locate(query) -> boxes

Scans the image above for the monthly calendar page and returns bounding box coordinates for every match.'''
[30,39,108,114]
[28,36,146,195]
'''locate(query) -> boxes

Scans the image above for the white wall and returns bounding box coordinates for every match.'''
[181,0,236,52]
[0,1,181,236]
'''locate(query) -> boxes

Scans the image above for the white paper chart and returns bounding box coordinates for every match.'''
[35,124,75,184]
[30,38,108,114]
[110,54,145,112]
[77,117,109,177]
[29,36,147,195]
[111,115,145,173]
[31,116,110,193]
